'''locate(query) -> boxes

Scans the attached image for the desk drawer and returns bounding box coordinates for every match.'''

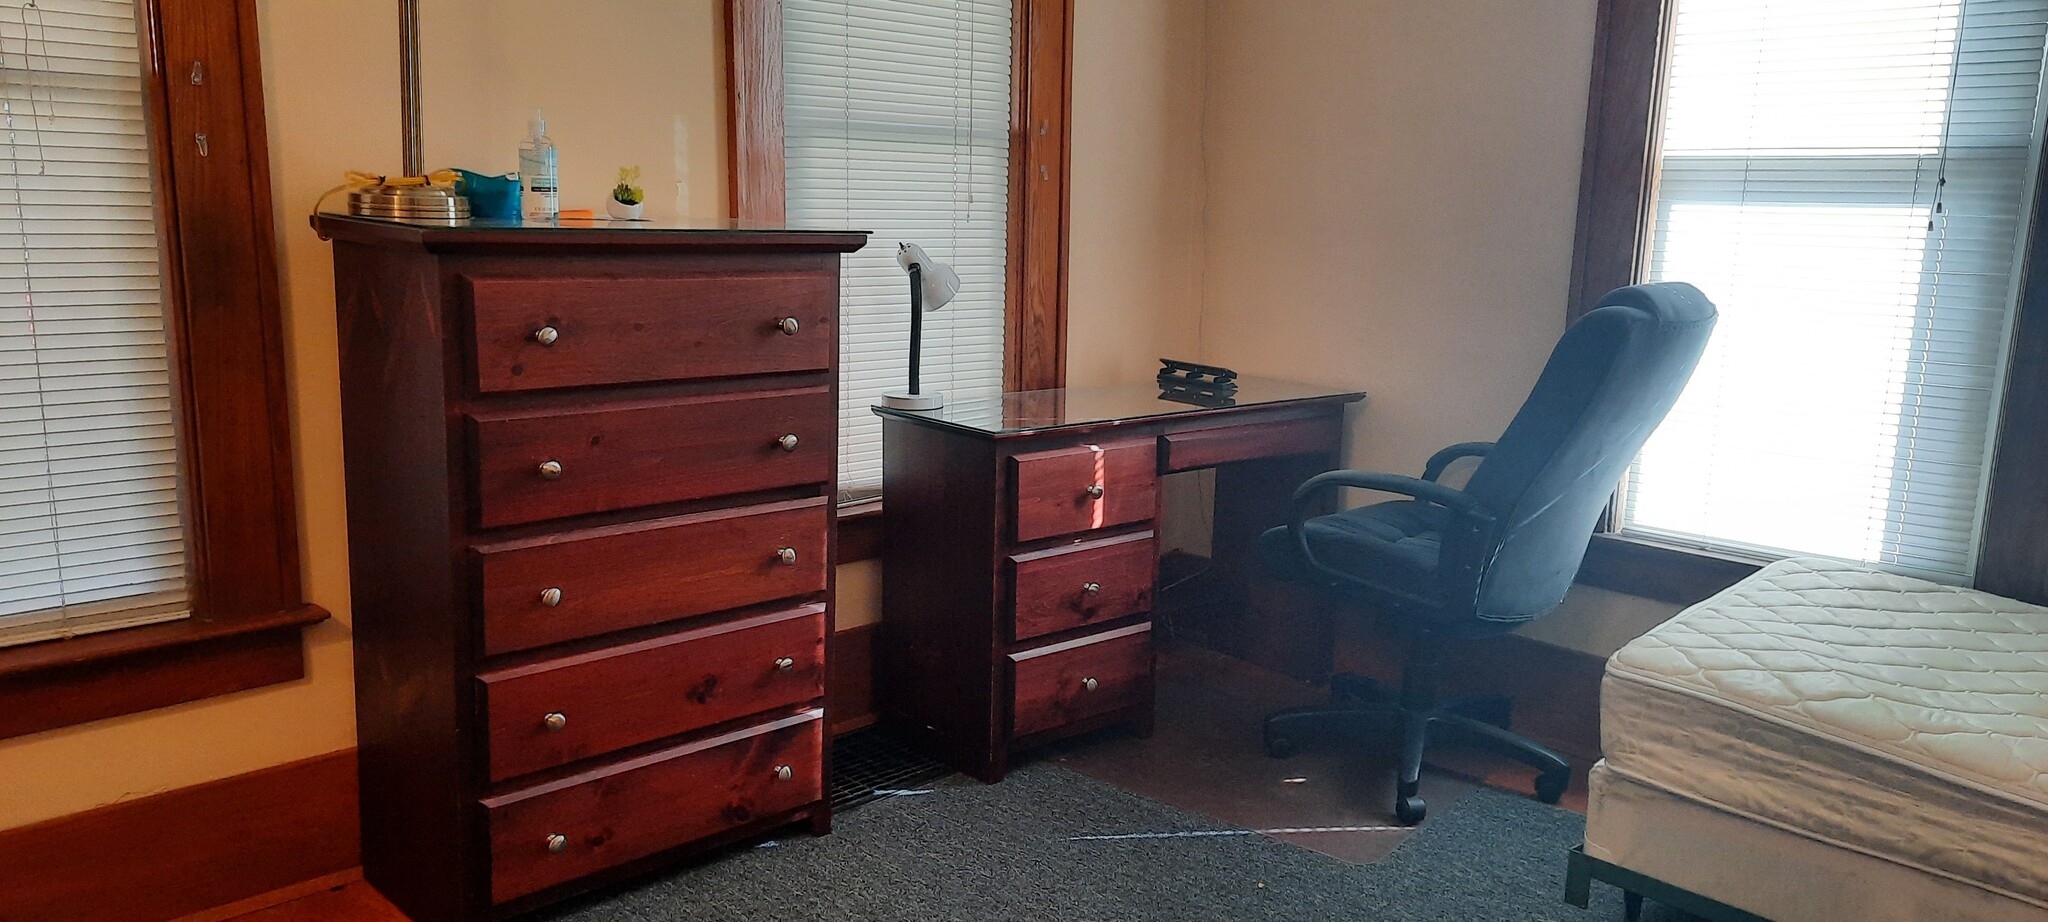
[483,710,823,904]
[1009,439,1156,543]
[474,498,827,655]
[1008,622,1151,738]
[470,388,832,528]
[1157,415,1337,472]
[1008,531,1155,643]
[478,604,825,782]
[466,274,835,393]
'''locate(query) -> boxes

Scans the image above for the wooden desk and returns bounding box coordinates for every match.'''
[875,379,1367,781]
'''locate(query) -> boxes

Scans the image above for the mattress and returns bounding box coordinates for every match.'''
[1583,762,2047,922]
[1601,557,2048,910]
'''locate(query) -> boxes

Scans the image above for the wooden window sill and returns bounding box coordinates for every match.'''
[0,604,330,741]
[839,503,883,564]
[1574,532,1767,606]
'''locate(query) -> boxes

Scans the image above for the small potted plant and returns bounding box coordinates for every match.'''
[607,166,645,220]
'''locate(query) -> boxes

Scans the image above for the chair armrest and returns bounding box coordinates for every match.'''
[1422,442,1494,482]
[1286,470,1494,589]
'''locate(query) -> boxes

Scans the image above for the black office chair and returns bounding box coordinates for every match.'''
[1258,282,1716,824]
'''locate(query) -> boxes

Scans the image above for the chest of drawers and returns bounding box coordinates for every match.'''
[318,215,865,919]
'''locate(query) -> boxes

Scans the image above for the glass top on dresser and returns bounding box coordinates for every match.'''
[871,376,1367,436]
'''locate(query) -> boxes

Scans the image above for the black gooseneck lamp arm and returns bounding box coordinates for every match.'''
[906,262,924,397]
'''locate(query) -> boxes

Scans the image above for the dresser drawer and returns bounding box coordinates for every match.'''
[478,604,825,782]
[470,388,833,528]
[474,498,827,655]
[466,273,835,393]
[1008,531,1156,643]
[483,709,824,904]
[1008,622,1152,738]
[1009,439,1157,543]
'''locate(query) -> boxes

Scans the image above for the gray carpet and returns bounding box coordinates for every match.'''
[543,763,1668,921]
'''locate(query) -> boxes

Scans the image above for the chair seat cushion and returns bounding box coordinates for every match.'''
[1258,500,1444,601]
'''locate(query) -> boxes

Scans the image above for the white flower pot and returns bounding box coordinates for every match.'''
[606,199,644,220]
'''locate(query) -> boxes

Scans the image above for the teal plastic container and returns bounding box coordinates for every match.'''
[455,169,521,220]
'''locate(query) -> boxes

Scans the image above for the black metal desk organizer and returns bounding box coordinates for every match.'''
[1158,358,1239,407]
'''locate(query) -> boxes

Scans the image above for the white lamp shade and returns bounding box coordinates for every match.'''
[897,242,961,310]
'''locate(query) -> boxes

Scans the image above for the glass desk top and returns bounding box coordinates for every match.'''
[871,376,1366,436]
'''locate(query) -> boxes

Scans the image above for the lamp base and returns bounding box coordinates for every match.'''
[880,391,945,411]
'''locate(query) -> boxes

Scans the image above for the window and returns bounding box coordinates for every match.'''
[0,0,188,647]
[1618,0,2048,583]
[0,0,321,742]
[782,0,1014,501]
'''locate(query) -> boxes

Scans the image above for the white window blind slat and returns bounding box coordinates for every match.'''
[1624,0,2048,583]
[783,0,1012,502]
[0,0,187,648]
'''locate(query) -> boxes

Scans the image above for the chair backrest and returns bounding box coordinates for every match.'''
[1443,282,1717,626]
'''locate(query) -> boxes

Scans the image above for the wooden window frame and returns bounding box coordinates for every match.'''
[0,0,326,741]
[1568,0,2048,607]
[725,0,1075,563]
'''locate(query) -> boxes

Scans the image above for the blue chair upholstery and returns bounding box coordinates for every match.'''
[1257,282,1717,823]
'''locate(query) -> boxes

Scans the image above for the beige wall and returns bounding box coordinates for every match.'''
[1196,0,1678,654]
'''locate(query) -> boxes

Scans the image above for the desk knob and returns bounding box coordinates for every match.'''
[777,434,800,452]
[1082,677,1099,692]
[542,712,567,732]
[538,460,563,480]
[777,317,801,335]
[1082,581,1101,596]
[774,656,796,671]
[1084,483,1105,499]
[539,587,564,607]
[773,764,794,781]
[776,546,798,565]
[545,834,567,853]
[533,325,560,346]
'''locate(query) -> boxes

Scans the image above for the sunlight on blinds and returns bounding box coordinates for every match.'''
[783,0,1012,501]
[0,0,187,647]
[1626,0,2048,582]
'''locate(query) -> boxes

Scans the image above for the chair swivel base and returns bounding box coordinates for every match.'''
[1262,673,1571,825]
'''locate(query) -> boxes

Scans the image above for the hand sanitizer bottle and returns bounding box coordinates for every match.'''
[519,109,559,221]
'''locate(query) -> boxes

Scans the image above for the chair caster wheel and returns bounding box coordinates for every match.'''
[1535,769,1571,805]
[1395,794,1427,825]
[1264,735,1296,759]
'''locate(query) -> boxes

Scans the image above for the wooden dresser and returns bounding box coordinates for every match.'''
[875,381,1363,782]
[317,215,865,920]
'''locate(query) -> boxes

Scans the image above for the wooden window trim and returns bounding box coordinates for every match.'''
[1568,0,2048,607]
[0,0,327,740]
[724,0,1074,393]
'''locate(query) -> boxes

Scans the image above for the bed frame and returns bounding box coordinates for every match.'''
[1565,846,1771,922]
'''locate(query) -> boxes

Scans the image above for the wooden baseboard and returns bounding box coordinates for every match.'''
[828,621,878,736]
[0,749,360,922]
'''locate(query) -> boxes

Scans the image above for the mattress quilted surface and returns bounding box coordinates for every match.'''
[1601,557,2048,908]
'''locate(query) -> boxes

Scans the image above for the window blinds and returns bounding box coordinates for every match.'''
[0,0,187,647]
[1626,0,2048,583]
[783,0,1012,501]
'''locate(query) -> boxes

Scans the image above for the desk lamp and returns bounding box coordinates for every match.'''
[880,242,961,410]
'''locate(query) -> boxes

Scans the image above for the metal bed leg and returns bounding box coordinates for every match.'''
[1624,890,1645,921]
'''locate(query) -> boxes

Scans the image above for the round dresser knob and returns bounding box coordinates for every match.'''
[776,546,798,565]
[774,656,796,671]
[538,460,563,480]
[777,434,800,452]
[773,764,794,781]
[545,833,567,853]
[539,587,563,607]
[1082,581,1101,596]
[542,711,567,732]
[533,326,560,346]
[1082,676,1099,692]
[777,317,801,335]
[1084,483,1105,499]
